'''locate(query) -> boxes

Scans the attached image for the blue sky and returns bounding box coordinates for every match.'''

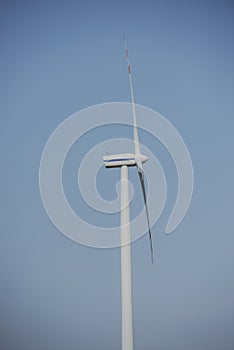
[1,1,234,349]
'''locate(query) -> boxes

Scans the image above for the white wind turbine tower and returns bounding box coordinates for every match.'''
[103,35,154,350]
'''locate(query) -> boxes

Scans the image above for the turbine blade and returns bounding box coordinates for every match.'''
[123,35,141,156]
[137,168,154,264]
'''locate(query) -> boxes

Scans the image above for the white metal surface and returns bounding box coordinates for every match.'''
[120,165,134,350]
[103,153,148,168]
[103,153,136,167]
[103,153,136,168]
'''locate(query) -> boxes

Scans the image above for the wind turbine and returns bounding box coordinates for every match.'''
[103,35,154,350]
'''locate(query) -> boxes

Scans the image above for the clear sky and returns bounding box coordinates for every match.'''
[1,1,234,349]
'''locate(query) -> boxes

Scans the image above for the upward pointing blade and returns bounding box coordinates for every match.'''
[138,168,154,264]
[123,34,141,157]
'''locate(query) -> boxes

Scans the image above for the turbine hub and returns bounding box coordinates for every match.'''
[137,154,148,164]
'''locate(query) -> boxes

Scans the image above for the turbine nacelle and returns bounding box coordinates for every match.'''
[103,153,148,168]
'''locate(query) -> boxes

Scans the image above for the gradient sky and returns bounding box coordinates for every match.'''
[1,1,234,349]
